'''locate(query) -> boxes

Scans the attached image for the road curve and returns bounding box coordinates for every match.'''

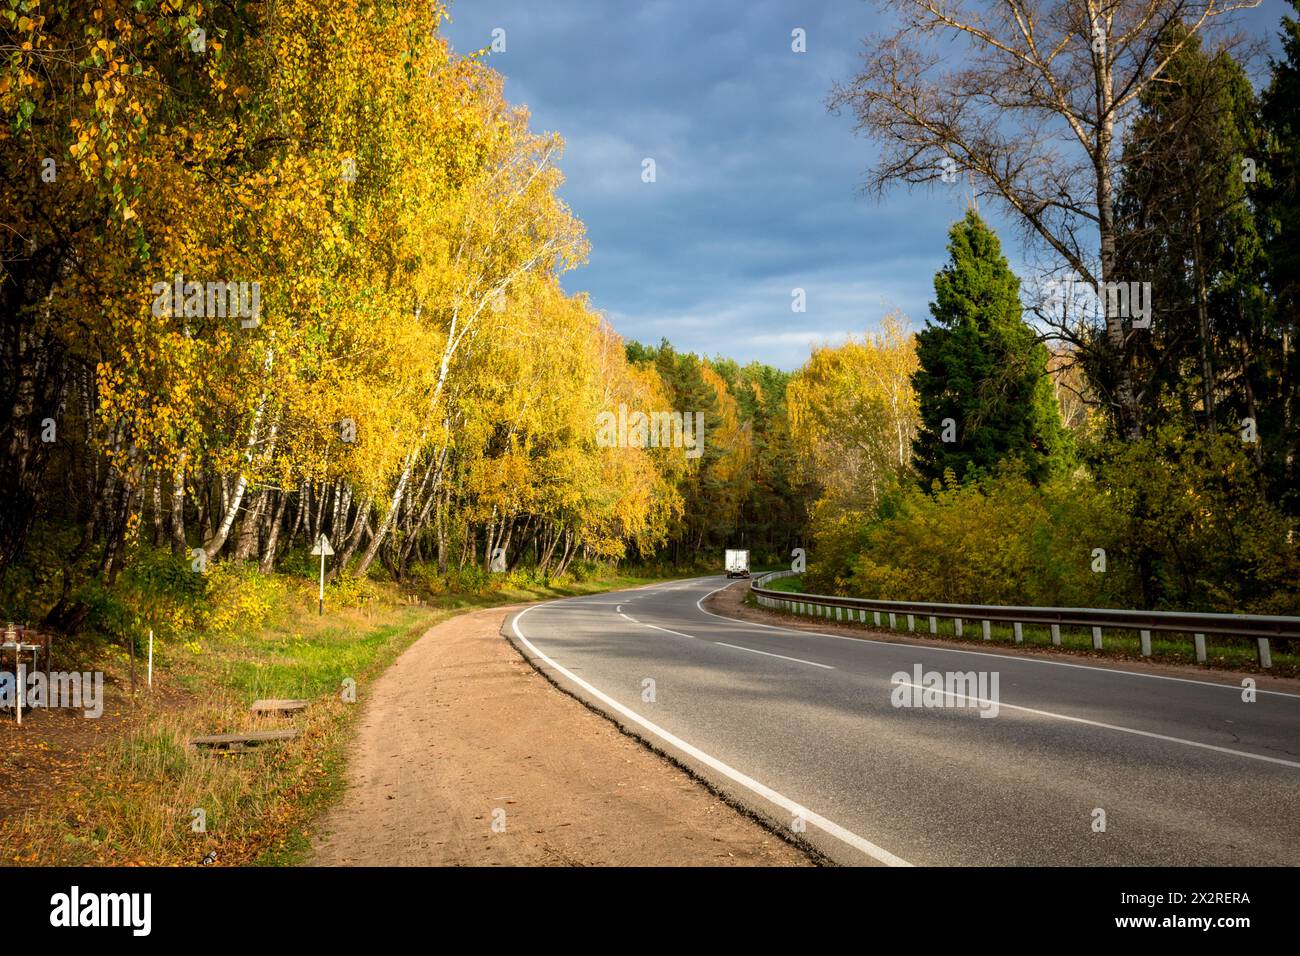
[508,576,1300,866]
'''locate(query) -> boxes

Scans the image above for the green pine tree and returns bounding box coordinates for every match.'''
[1258,1,1300,513]
[912,209,1070,485]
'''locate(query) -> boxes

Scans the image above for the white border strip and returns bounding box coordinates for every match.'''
[511,603,911,867]
[895,682,1300,769]
[697,585,1300,700]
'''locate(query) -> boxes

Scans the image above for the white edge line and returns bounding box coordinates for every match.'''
[895,682,1300,770]
[511,603,911,867]
[715,641,835,670]
[696,585,1300,700]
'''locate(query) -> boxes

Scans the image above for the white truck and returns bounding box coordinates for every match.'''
[724,548,750,579]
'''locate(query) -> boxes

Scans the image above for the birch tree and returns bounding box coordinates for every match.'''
[830,0,1262,436]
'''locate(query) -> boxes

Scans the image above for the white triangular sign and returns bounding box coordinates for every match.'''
[311,534,334,556]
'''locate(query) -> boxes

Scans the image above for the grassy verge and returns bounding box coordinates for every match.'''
[2,569,677,866]
[747,576,1298,676]
[760,575,804,594]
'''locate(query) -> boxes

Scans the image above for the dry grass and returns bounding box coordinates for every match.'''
[2,570,671,866]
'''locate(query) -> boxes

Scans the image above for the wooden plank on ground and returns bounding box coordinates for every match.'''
[249,698,308,715]
[190,729,299,750]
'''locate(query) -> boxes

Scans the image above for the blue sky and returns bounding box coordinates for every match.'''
[444,1,1293,371]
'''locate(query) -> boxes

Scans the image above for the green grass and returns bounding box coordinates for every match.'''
[750,576,1298,676]
[760,575,805,594]
[1,567,683,867]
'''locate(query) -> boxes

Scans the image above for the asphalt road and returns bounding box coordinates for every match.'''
[508,576,1300,866]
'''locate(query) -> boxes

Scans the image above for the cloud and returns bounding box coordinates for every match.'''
[445,0,1291,371]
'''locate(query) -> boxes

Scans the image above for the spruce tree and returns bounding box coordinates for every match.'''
[912,209,1069,485]
[1259,1,1300,513]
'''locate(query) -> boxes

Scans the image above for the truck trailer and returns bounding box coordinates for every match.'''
[725,549,750,579]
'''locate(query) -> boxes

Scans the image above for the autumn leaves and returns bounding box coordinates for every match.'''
[0,2,686,584]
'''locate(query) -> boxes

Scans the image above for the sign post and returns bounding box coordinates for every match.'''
[311,534,334,616]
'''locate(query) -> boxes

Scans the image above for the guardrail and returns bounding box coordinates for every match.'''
[749,570,1300,669]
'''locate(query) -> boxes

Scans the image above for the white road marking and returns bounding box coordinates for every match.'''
[641,621,699,641]
[894,682,1300,769]
[618,612,639,624]
[512,603,910,867]
[695,586,1300,700]
[714,641,834,670]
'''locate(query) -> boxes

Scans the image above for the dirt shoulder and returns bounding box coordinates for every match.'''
[308,603,810,866]
[706,581,1300,694]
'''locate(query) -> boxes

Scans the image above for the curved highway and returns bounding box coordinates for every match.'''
[508,576,1300,866]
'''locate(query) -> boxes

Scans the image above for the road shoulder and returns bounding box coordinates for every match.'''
[309,602,811,866]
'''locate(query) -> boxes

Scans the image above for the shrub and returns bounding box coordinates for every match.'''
[832,432,1300,615]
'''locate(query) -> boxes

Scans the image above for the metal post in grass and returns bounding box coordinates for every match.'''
[1051,624,1061,646]
[1194,633,1207,663]
[954,618,963,638]
[982,620,991,641]
[312,534,334,616]
[929,616,937,635]
[1140,630,1152,657]
[1257,638,1272,669]
[889,613,897,629]
[1092,626,1103,650]
[907,614,915,632]
[874,612,881,626]
[1013,622,1023,643]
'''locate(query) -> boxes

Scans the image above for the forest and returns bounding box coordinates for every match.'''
[3,0,1300,662]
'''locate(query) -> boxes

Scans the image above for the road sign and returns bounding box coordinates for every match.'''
[313,535,333,614]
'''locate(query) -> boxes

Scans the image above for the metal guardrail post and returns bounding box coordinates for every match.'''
[748,573,1294,668]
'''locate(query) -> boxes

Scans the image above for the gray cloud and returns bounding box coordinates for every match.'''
[446,0,1291,370]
